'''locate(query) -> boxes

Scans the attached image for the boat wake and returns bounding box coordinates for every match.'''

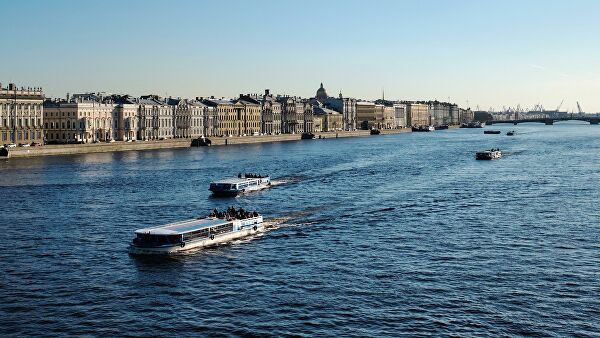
[270,175,305,186]
[155,203,396,257]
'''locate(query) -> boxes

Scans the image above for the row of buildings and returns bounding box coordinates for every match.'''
[0,82,473,145]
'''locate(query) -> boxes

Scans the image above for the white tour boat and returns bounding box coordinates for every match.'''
[209,174,271,197]
[129,209,264,255]
[476,148,502,160]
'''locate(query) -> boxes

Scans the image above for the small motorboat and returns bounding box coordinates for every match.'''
[191,137,212,146]
[476,148,502,160]
[370,129,381,135]
[301,132,315,140]
[484,130,501,134]
[506,131,515,136]
[411,125,434,132]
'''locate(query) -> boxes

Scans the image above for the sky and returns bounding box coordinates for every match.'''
[2,0,600,112]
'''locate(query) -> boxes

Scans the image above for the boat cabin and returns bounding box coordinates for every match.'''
[132,218,236,248]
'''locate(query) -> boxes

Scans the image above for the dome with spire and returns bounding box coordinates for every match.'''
[316,82,328,101]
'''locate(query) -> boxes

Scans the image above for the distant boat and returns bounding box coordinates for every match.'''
[507,131,516,136]
[301,132,315,140]
[209,174,271,197]
[476,149,502,160]
[191,137,212,146]
[461,122,485,128]
[370,129,381,135]
[435,125,449,130]
[484,130,501,134]
[411,125,434,132]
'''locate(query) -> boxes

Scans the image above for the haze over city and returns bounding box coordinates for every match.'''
[2,0,600,112]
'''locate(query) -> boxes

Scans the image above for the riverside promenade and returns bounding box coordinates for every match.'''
[5,128,412,158]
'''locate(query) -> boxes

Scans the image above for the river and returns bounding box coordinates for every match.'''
[1,122,599,336]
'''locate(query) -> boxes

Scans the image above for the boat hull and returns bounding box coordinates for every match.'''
[476,152,502,160]
[129,223,266,255]
[210,183,270,197]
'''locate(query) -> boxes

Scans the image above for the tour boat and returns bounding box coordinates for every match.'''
[209,174,271,197]
[129,209,264,255]
[476,149,502,160]
[484,130,501,134]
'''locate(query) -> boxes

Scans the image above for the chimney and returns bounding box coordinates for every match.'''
[265,89,270,96]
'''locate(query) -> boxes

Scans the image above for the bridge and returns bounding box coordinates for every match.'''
[488,117,600,125]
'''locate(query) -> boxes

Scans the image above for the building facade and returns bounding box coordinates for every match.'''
[315,83,356,130]
[313,106,342,132]
[0,83,44,145]
[278,96,305,134]
[236,97,262,136]
[393,104,407,128]
[429,101,451,126]
[406,103,430,126]
[43,99,116,143]
[137,96,173,140]
[253,90,282,135]
[356,101,376,129]
[203,98,237,137]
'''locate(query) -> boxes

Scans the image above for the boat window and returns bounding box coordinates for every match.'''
[210,223,234,236]
[183,228,210,241]
[135,234,181,247]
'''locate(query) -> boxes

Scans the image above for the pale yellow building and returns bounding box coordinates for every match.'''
[313,115,323,132]
[0,83,44,145]
[43,99,115,143]
[236,97,262,136]
[406,103,430,126]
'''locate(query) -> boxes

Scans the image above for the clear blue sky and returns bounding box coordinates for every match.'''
[2,0,599,112]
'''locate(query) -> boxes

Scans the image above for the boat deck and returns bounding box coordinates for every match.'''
[212,177,268,185]
[135,217,229,235]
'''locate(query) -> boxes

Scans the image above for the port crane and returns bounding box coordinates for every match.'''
[577,101,584,115]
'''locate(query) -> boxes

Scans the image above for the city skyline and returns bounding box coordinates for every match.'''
[2,0,600,112]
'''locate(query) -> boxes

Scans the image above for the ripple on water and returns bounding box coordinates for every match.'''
[1,123,600,336]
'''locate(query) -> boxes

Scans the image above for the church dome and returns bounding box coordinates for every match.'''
[316,82,328,101]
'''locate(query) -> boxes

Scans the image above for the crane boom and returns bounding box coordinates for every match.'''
[577,101,583,114]
[556,99,563,111]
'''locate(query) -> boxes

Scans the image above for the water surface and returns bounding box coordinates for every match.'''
[1,122,600,336]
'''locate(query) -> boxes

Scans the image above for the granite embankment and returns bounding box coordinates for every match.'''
[5,129,411,158]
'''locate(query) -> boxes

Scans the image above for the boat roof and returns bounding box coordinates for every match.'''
[135,217,231,235]
[211,176,268,184]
